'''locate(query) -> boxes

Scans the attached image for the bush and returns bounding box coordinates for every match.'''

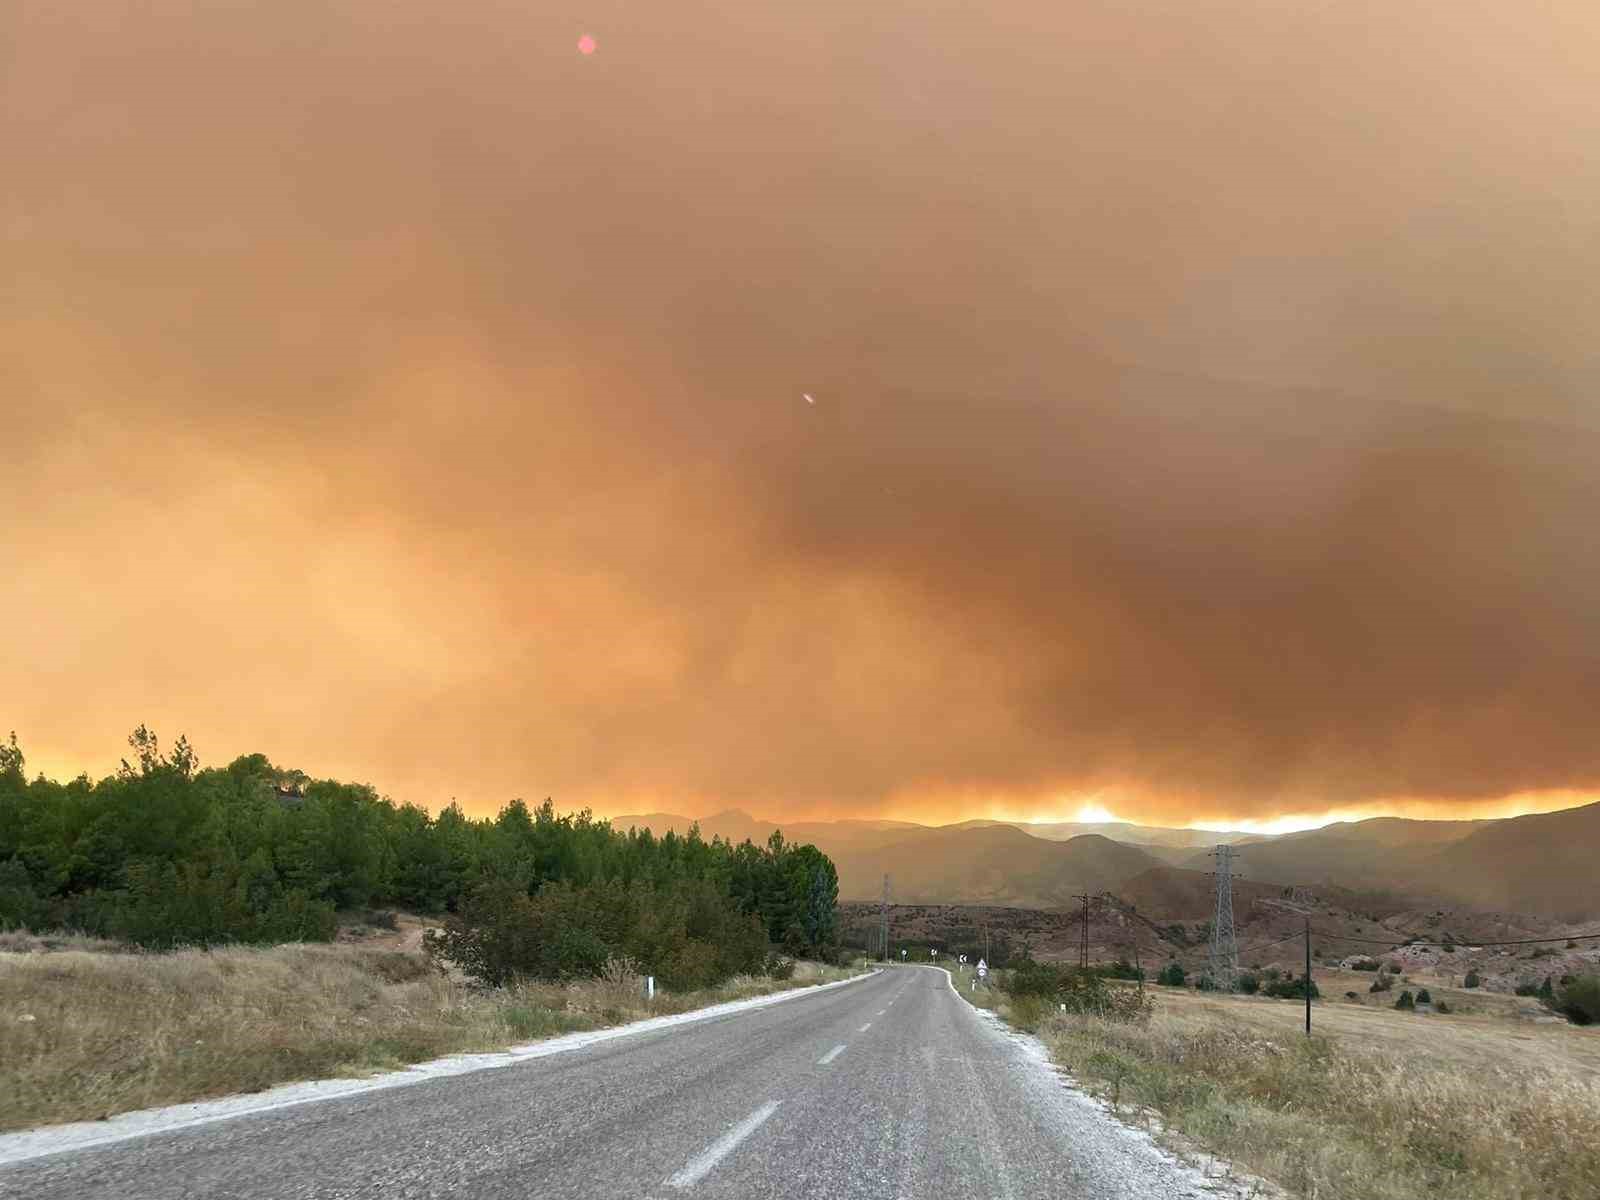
[1463,970,1481,988]
[1514,982,1540,997]
[424,877,768,990]
[1369,973,1393,993]
[1237,973,1260,995]
[1435,999,1451,1013]
[1350,958,1381,971]
[1157,962,1187,987]
[1007,958,1070,999]
[1415,988,1431,1005]
[1544,975,1600,1026]
[1006,993,1051,1033]
[1385,961,1402,973]
[1006,961,1152,1022]
[1263,976,1320,1000]
[1395,990,1415,1011]
[763,953,796,980]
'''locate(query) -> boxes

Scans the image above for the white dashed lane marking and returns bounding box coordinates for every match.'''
[664,1101,781,1189]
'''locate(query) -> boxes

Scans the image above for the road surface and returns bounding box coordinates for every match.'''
[0,966,1225,1199]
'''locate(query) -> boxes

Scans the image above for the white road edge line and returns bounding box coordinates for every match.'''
[0,971,880,1168]
[858,1022,872,1032]
[665,1101,781,1189]
[818,1044,847,1065]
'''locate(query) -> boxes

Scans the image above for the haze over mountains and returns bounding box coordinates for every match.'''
[611,803,1600,920]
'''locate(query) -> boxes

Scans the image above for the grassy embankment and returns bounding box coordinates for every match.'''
[0,928,863,1133]
[950,963,1600,1200]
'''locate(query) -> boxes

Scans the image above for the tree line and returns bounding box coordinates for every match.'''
[0,729,840,985]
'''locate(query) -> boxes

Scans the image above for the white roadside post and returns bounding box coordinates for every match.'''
[647,975,655,1001]
[977,958,988,991]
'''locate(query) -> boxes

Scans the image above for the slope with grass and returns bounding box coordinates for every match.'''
[960,963,1600,1200]
[0,936,860,1133]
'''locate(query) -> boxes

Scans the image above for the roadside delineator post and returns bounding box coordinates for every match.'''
[647,975,655,1002]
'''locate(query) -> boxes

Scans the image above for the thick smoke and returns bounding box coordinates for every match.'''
[4,0,1598,822]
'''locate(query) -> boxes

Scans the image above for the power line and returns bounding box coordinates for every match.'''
[1307,927,1600,948]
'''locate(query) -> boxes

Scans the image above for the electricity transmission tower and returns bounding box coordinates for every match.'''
[1207,845,1240,991]
[879,874,891,963]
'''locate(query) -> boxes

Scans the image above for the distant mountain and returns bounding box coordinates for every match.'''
[1005,821,1248,849]
[826,827,1165,907]
[1182,804,1600,918]
[605,802,1600,919]
[1417,803,1600,919]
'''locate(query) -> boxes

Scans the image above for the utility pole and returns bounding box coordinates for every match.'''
[1304,917,1312,1036]
[1072,893,1091,970]
[1207,845,1240,991]
[1132,904,1143,999]
[879,874,892,964]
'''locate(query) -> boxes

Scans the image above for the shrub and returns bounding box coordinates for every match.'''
[763,953,796,980]
[1415,988,1432,1005]
[1544,975,1600,1026]
[1385,961,1402,973]
[1157,962,1186,987]
[1350,958,1381,972]
[1395,990,1415,1011]
[1007,958,1069,999]
[1006,993,1051,1032]
[1463,970,1481,988]
[1197,974,1218,992]
[1344,990,1359,1001]
[1514,982,1540,997]
[1237,973,1260,995]
[1434,999,1450,1013]
[1263,976,1320,1000]
[1369,973,1393,993]
[425,877,768,990]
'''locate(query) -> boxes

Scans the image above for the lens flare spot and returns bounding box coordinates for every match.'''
[577,34,597,56]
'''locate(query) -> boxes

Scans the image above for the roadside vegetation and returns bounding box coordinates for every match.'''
[0,728,842,977]
[958,960,1600,1200]
[0,932,861,1132]
[0,727,860,1131]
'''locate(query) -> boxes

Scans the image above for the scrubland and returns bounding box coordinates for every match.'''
[963,968,1600,1200]
[0,932,858,1132]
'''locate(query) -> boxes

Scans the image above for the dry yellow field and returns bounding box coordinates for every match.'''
[966,968,1600,1200]
[0,937,859,1133]
[1160,973,1600,1079]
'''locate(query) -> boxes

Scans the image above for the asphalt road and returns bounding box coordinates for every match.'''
[0,966,1217,1200]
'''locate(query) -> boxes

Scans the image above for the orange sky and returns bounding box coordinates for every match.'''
[5,1,1600,828]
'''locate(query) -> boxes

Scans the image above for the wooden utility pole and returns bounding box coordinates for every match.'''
[1073,893,1091,970]
[1304,917,1312,1036]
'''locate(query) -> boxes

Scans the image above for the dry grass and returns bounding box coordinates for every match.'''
[977,977,1600,1200]
[0,942,860,1133]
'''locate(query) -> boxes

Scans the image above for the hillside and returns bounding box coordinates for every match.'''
[1418,802,1600,919]
[1181,803,1600,918]
[828,828,1164,906]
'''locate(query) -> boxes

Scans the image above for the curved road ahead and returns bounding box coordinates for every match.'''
[1,966,1218,1200]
